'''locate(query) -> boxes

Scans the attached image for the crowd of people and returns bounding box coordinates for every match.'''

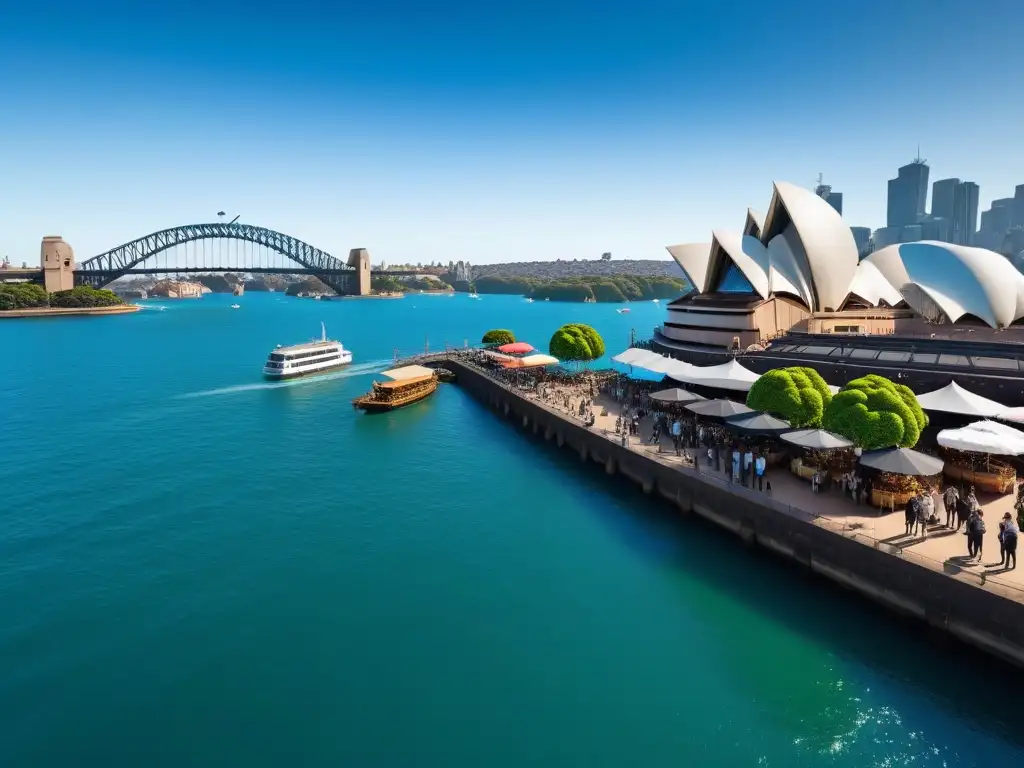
[461,352,1024,573]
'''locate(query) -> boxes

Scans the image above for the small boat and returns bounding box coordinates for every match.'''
[468,293,480,299]
[263,322,352,380]
[525,298,534,303]
[617,308,631,314]
[353,365,439,412]
[230,304,241,309]
[652,298,660,303]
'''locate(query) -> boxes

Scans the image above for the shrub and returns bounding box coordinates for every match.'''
[822,374,928,449]
[745,367,832,428]
[548,323,605,364]
[481,329,515,345]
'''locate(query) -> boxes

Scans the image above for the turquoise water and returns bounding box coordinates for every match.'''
[1,292,1020,767]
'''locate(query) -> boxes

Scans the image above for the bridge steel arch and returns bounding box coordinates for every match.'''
[75,223,356,293]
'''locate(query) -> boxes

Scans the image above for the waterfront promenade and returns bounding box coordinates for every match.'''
[533,373,1024,600]
[410,348,1024,629]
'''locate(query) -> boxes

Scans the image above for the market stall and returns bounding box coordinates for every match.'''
[858,448,944,509]
[936,419,1024,494]
[780,429,855,482]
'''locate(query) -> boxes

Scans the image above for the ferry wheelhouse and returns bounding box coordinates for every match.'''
[264,323,353,380]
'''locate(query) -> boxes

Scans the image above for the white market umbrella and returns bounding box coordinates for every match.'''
[781,429,854,450]
[916,381,1006,418]
[937,420,1024,456]
[859,448,944,476]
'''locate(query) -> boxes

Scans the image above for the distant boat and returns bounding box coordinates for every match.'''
[652,298,660,303]
[525,297,534,303]
[468,293,481,299]
[617,308,631,314]
[230,304,241,309]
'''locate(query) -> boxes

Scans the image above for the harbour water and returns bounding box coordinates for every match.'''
[1,293,1021,766]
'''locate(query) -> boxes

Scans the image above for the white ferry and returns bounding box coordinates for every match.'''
[263,323,353,380]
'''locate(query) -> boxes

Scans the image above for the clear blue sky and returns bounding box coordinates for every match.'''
[1,0,1021,265]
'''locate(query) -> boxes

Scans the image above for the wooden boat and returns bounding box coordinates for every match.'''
[353,364,439,412]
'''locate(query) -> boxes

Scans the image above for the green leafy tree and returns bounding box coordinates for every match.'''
[746,367,832,428]
[481,329,516,345]
[823,374,928,449]
[548,323,605,364]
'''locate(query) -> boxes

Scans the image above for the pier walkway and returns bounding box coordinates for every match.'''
[404,349,1024,605]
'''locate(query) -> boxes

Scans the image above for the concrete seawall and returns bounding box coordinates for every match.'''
[440,357,1024,668]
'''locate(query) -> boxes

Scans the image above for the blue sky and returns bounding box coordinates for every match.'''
[1,0,1022,266]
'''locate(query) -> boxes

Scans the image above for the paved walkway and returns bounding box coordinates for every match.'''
[523,379,1024,600]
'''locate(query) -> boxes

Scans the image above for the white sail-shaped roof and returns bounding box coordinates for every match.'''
[666,242,712,293]
[846,258,903,307]
[710,230,770,298]
[865,241,1024,328]
[761,181,860,312]
[662,184,1024,325]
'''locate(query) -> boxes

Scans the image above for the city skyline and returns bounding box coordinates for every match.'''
[1,0,1023,265]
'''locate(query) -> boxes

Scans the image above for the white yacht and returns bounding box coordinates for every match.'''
[468,293,480,299]
[263,323,352,380]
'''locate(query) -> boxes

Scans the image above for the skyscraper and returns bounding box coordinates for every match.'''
[931,178,960,222]
[886,156,930,227]
[977,198,1015,249]
[951,181,980,245]
[850,226,871,255]
[813,176,842,215]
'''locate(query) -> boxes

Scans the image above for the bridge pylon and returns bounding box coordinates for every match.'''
[41,236,75,292]
[347,248,371,296]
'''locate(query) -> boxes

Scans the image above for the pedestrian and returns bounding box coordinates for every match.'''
[671,419,682,456]
[943,485,959,528]
[755,453,766,491]
[968,509,986,561]
[905,495,918,536]
[1001,512,1019,569]
[915,490,929,537]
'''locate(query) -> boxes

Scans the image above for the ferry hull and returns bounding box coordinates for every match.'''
[264,361,351,381]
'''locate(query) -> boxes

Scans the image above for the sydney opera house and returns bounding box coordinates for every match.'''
[656,182,1024,403]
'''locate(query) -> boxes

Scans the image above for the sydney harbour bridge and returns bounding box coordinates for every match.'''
[7,222,424,296]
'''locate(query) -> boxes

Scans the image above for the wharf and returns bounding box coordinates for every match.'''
[403,350,1024,668]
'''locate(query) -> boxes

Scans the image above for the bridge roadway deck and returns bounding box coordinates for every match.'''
[403,349,1024,666]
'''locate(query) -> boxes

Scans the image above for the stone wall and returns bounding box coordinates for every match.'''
[445,359,1024,667]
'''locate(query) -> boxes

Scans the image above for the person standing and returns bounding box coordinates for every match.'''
[905,495,918,536]
[915,491,929,538]
[755,453,766,491]
[671,419,682,456]
[943,485,959,528]
[968,509,986,561]
[743,447,753,487]
[1001,512,1019,569]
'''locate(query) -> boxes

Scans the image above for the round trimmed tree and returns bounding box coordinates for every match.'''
[745,366,832,428]
[481,329,515,346]
[548,323,605,365]
[822,374,928,449]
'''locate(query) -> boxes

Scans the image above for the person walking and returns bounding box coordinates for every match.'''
[1001,512,1019,569]
[671,419,682,456]
[755,453,766,491]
